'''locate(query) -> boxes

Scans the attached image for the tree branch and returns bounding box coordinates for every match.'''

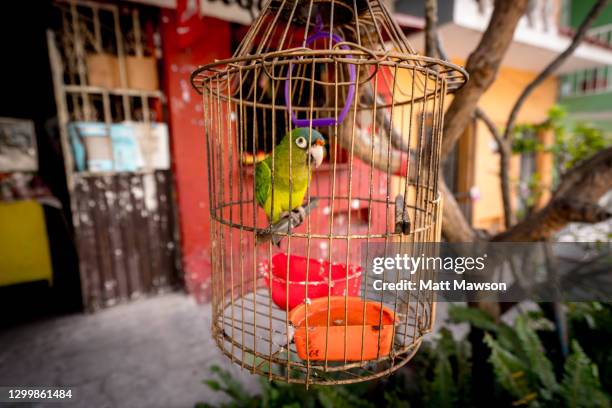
[440,179,478,241]
[474,107,515,227]
[337,112,406,174]
[502,0,609,143]
[424,0,440,59]
[361,85,411,153]
[553,145,612,202]
[492,147,612,241]
[474,107,502,146]
[440,0,530,161]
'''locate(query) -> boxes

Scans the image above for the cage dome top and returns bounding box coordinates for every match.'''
[191,0,467,94]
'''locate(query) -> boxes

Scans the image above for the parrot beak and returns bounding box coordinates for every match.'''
[308,143,325,168]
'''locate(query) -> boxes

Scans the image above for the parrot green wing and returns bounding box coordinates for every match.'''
[254,159,272,208]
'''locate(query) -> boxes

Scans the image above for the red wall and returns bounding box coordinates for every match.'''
[161,10,231,302]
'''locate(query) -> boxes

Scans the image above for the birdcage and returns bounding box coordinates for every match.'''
[191,0,467,385]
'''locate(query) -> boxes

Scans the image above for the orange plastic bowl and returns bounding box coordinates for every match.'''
[289,296,396,361]
[261,253,362,311]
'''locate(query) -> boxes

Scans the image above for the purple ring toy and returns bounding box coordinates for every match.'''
[284,31,356,128]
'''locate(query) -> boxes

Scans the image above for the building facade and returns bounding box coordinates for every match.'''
[558,0,612,132]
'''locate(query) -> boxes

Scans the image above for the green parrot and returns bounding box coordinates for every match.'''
[255,128,326,223]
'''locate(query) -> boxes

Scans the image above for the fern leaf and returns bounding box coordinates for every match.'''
[484,333,533,402]
[515,315,558,399]
[426,352,457,408]
[560,341,610,408]
[203,379,222,391]
[448,306,500,333]
[448,306,519,352]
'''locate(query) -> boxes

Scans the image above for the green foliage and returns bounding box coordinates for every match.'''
[425,330,459,408]
[560,341,609,408]
[448,304,500,332]
[450,308,554,406]
[313,385,372,408]
[448,305,520,351]
[524,173,543,210]
[512,105,611,172]
[197,365,374,408]
[512,133,544,155]
[197,365,257,408]
[510,105,611,218]
[483,315,557,404]
[504,105,612,221]
[443,306,610,407]
[567,302,612,393]
[379,327,473,407]
[553,121,611,171]
[484,333,535,405]
[428,352,456,407]
[514,316,557,398]
[547,105,567,124]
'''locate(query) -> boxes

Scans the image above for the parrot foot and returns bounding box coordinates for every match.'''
[289,206,307,226]
[278,207,306,227]
[255,199,320,247]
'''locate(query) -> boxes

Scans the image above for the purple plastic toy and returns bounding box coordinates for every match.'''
[284,30,356,128]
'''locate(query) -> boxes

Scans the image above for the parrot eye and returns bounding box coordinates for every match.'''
[295,136,308,149]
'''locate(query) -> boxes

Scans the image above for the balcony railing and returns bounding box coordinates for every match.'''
[587,23,612,47]
[471,0,559,34]
[559,66,612,97]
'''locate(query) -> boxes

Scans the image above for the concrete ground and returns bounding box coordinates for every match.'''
[0,293,260,408]
[0,290,470,408]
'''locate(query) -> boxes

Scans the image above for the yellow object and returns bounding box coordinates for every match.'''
[0,200,52,287]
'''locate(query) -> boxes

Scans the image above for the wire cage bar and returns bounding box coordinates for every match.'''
[192,0,466,385]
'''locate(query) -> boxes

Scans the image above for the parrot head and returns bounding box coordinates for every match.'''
[283,127,326,168]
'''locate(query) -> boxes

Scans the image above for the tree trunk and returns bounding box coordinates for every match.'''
[475,107,515,227]
[440,179,478,242]
[440,0,530,161]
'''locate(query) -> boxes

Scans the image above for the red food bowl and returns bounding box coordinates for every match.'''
[261,253,362,311]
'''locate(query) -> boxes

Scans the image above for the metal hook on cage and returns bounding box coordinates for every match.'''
[284,26,356,128]
[394,194,412,235]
